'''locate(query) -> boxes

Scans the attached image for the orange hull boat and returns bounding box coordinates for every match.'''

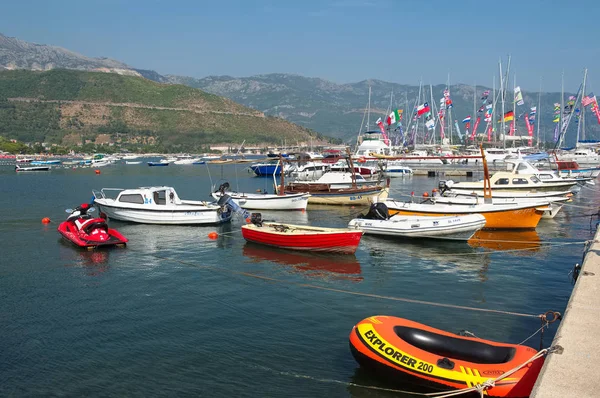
[349,316,544,398]
[386,204,544,230]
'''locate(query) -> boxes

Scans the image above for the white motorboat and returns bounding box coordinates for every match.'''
[15,164,50,172]
[211,182,309,211]
[92,186,234,225]
[174,155,202,165]
[384,161,413,177]
[445,158,580,193]
[125,161,142,165]
[348,204,486,240]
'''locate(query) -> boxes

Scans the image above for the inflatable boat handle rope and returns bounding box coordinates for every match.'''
[424,345,562,398]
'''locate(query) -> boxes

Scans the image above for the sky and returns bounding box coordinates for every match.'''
[1,0,597,92]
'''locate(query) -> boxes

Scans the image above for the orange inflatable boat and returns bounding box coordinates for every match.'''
[349,316,545,398]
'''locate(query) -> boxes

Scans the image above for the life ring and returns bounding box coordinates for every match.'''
[349,316,545,397]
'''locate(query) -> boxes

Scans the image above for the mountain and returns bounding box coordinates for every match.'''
[0,32,170,82]
[0,69,325,150]
[167,73,598,146]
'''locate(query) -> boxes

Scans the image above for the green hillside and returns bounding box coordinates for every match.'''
[0,69,329,151]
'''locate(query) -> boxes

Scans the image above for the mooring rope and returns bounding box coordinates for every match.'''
[139,250,550,319]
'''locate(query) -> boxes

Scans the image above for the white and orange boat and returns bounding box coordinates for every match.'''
[241,214,363,254]
[383,146,548,230]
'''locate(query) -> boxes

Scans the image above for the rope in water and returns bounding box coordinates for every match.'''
[141,250,554,319]
[254,346,559,397]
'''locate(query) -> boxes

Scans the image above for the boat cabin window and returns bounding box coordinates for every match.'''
[517,163,530,172]
[538,174,552,180]
[153,190,167,205]
[530,176,541,183]
[119,194,144,204]
[512,178,528,185]
[495,178,509,185]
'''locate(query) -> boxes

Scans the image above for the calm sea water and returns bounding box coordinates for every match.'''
[1,160,597,397]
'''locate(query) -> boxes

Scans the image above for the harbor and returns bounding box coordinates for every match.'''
[1,159,598,397]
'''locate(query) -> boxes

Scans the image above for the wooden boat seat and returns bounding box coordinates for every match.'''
[394,326,516,365]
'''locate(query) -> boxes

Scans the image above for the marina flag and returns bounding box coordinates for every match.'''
[425,119,435,131]
[386,109,403,125]
[509,121,515,136]
[553,115,560,123]
[487,122,492,142]
[472,116,481,140]
[591,101,600,124]
[376,117,386,134]
[462,116,471,123]
[524,112,533,146]
[514,86,524,106]
[417,103,430,116]
[454,120,463,140]
[503,111,514,122]
[582,93,596,107]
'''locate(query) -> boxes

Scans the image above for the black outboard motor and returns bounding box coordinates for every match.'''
[361,202,389,220]
[217,193,250,220]
[216,182,230,194]
[250,213,263,227]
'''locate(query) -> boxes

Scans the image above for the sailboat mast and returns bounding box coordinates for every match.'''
[537,77,542,149]
[513,74,517,147]
[473,82,477,143]
[499,59,505,149]
[581,68,587,142]
[492,76,496,143]
[429,83,435,145]
[367,86,371,131]
[447,73,452,145]
[559,71,564,148]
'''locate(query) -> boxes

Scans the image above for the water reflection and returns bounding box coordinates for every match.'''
[360,236,491,282]
[468,230,541,254]
[242,243,363,282]
[59,240,112,276]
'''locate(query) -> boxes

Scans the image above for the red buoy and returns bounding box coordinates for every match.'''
[41,217,51,224]
[208,232,219,240]
[95,170,101,174]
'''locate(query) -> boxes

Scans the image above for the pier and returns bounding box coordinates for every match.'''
[530,229,600,397]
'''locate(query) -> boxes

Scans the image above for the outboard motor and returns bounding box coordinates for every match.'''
[250,213,263,227]
[438,180,454,194]
[217,193,250,220]
[215,182,230,194]
[361,202,389,220]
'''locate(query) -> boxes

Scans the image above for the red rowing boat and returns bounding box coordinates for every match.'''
[241,214,363,254]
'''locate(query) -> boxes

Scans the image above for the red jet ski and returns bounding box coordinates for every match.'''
[58,203,128,248]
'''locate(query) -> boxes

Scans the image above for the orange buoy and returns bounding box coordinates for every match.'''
[301,208,306,213]
[245,218,251,223]
[95,169,101,174]
[423,192,429,197]
[208,232,219,240]
[41,217,51,224]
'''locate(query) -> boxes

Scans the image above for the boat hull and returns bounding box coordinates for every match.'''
[347,214,486,240]
[285,187,389,206]
[211,192,309,210]
[384,200,544,229]
[349,316,544,398]
[241,222,363,254]
[94,201,232,225]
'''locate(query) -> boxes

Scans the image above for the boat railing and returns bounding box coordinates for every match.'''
[93,188,125,200]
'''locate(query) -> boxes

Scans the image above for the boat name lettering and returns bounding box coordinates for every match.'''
[363,329,421,370]
[144,198,153,204]
[481,370,503,376]
[185,212,201,216]
[350,196,363,201]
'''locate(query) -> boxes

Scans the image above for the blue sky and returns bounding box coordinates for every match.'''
[1,0,597,92]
